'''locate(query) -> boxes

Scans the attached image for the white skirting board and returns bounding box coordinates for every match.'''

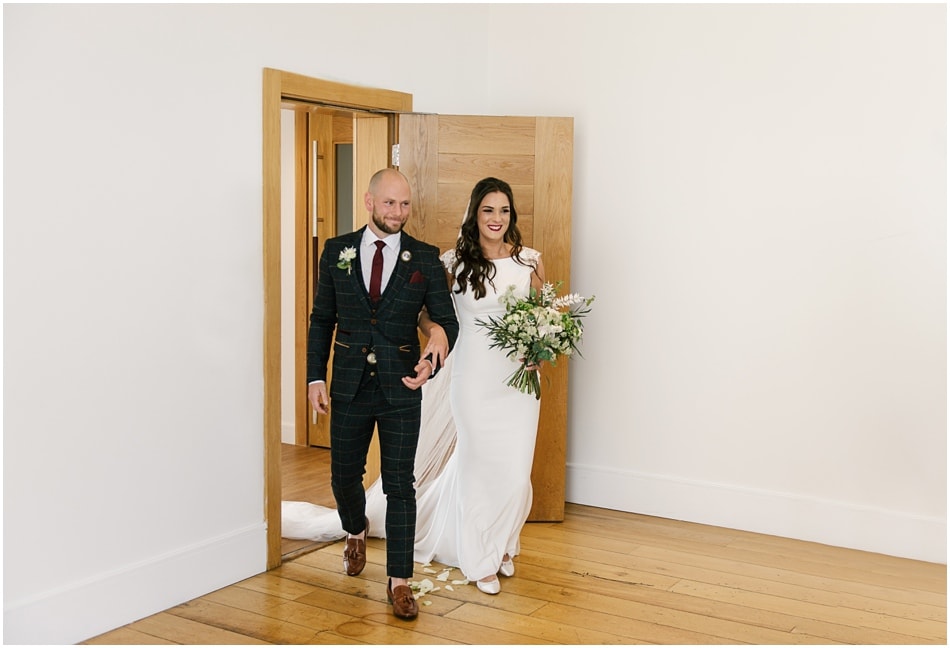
[282,419,296,444]
[3,523,267,645]
[565,463,946,565]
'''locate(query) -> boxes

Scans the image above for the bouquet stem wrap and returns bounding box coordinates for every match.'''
[506,361,542,398]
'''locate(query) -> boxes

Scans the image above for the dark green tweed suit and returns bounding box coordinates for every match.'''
[307,226,459,578]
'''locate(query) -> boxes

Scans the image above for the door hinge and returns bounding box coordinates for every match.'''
[391,144,400,167]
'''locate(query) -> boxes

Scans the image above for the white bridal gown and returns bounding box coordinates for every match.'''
[413,248,542,580]
[283,248,542,582]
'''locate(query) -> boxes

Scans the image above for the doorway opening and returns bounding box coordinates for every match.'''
[263,68,575,569]
[263,68,412,568]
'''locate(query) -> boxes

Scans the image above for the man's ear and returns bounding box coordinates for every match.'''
[364,191,374,213]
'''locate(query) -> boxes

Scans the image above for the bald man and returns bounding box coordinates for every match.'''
[307,168,459,619]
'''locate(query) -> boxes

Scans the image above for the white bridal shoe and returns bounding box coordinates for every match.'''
[498,557,515,577]
[476,577,501,595]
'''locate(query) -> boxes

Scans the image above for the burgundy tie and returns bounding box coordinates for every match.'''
[369,240,385,303]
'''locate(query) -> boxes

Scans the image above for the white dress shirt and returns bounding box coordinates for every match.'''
[361,228,401,296]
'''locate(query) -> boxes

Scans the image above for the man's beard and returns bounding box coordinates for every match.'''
[372,210,404,235]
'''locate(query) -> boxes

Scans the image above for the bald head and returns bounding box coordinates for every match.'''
[368,168,410,195]
[365,168,412,236]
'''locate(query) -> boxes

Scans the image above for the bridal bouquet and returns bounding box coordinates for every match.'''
[477,281,595,399]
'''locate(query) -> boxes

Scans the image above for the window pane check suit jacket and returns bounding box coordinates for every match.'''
[307,227,460,405]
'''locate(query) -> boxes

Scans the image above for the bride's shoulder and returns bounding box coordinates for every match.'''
[439,248,457,270]
[517,247,542,265]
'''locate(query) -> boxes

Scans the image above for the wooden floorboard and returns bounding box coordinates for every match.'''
[84,444,947,645]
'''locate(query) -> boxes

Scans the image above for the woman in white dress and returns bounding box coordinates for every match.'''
[416,177,546,594]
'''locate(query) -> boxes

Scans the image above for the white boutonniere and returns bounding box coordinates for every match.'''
[337,246,357,274]
[400,250,412,263]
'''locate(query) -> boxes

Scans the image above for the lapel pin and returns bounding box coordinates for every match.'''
[400,250,412,263]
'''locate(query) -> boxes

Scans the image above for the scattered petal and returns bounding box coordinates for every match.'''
[445,585,454,592]
[415,578,436,596]
[423,600,432,606]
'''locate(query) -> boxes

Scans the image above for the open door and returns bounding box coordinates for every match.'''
[305,111,390,456]
[397,114,574,521]
[297,109,335,448]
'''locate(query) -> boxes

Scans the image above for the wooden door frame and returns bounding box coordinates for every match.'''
[262,68,412,569]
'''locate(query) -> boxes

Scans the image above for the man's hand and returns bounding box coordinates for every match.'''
[308,382,330,414]
[422,323,450,370]
[402,359,434,390]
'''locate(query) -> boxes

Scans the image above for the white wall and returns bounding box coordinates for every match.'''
[485,2,946,561]
[3,4,944,644]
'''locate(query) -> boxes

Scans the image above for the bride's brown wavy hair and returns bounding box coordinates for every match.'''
[452,177,530,300]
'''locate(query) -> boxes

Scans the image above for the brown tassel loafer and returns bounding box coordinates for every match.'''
[386,579,419,620]
[342,517,368,577]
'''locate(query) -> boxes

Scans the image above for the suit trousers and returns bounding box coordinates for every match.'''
[329,370,421,579]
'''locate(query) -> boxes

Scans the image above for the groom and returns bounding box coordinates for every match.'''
[307,168,459,620]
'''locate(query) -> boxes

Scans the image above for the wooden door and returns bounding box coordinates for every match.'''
[397,114,574,521]
[302,109,335,448]
[305,111,390,452]
[305,113,391,489]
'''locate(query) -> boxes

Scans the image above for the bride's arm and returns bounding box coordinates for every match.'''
[531,256,546,293]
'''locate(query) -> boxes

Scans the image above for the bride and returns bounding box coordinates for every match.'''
[284,177,545,596]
